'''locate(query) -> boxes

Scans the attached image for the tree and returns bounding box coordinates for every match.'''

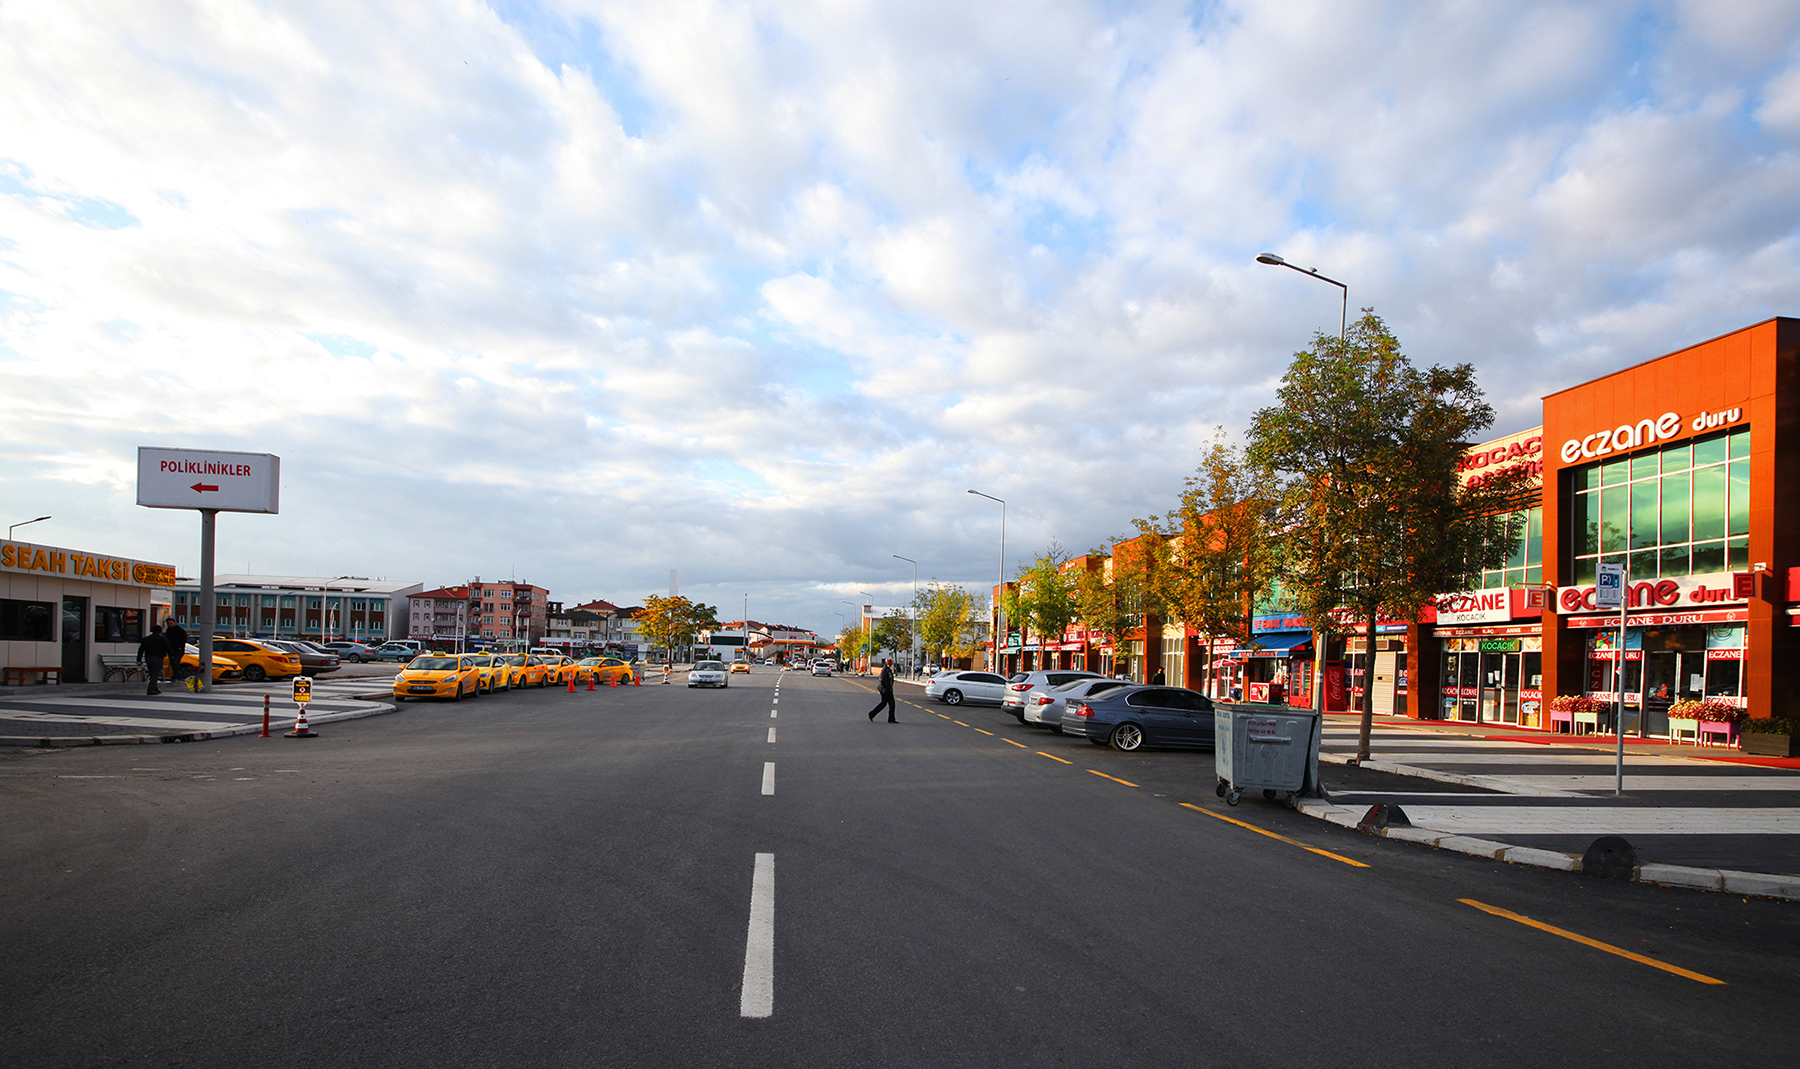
[1247,310,1530,760]
[914,582,985,665]
[637,594,721,663]
[872,610,911,662]
[1008,544,1080,663]
[1072,537,1165,676]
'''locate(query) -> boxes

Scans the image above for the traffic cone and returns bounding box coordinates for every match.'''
[567,675,576,693]
[586,675,596,691]
[285,706,317,738]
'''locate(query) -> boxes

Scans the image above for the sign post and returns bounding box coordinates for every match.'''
[137,448,280,692]
[1594,562,1626,795]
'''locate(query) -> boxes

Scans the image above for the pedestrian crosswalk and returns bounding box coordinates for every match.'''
[0,689,385,739]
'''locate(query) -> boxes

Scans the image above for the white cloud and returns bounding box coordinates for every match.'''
[1,0,1795,631]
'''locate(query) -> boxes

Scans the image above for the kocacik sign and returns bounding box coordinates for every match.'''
[137,447,280,513]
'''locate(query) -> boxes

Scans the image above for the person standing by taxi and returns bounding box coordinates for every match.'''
[136,625,172,696]
[163,619,189,682]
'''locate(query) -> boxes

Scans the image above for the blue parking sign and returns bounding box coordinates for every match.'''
[1595,562,1625,610]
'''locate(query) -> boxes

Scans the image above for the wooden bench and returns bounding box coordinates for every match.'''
[3,666,61,686]
[99,655,149,682]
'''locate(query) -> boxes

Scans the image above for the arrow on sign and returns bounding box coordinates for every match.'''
[191,483,219,493]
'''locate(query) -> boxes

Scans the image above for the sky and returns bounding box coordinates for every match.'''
[3,0,1798,637]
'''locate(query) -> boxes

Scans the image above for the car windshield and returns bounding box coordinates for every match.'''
[503,655,527,666]
[697,662,725,671]
[411,657,459,670]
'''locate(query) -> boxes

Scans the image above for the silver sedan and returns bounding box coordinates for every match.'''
[1023,677,1133,733]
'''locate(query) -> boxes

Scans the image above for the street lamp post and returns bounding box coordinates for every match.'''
[832,610,847,663]
[892,554,917,676]
[743,593,749,665]
[1257,251,1350,792]
[858,590,874,674]
[8,515,50,540]
[966,490,1006,673]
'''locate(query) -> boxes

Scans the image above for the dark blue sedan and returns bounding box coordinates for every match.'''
[1061,685,1217,751]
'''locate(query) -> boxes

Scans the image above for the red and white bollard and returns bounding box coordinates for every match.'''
[260,694,271,738]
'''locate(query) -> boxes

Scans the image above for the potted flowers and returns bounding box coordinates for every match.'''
[1741,717,1800,758]
[1549,694,1610,734]
[1668,699,1744,746]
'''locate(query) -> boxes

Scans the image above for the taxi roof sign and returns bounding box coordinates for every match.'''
[137,447,280,514]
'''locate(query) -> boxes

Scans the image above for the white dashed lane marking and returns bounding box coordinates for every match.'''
[761,762,775,795]
[740,852,775,1018]
[768,727,776,743]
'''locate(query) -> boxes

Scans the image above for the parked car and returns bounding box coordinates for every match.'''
[498,654,549,687]
[1060,686,1216,751]
[180,645,242,682]
[209,638,305,682]
[322,641,378,662]
[689,661,729,688]
[923,670,1010,706]
[1000,670,1107,720]
[1024,677,1134,733]
[576,656,635,685]
[375,641,424,662]
[392,654,482,702]
[469,654,510,693]
[267,640,341,677]
[537,655,579,686]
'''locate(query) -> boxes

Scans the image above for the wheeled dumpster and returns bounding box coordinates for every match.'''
[1213,704,1320,806]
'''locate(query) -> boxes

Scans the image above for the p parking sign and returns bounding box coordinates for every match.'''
[292,677,312,704]
[1595,562,1625,610]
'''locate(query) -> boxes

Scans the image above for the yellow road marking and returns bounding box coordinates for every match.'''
[1003,739,1029,748]
[1087,770,1138,787]
[953,720,970,727]
[1459,899,1726,985]
[938,714,953,720]
[1037,751,1073,764]
[1179,803,1370,868]
[974,728,994,736]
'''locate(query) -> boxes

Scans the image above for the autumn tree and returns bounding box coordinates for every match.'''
[1072,538,1165,676]
[871,609,912,662]
[1247,311,1529,760]
[637,594,721,664]
[1008,544,1080,659]
[914,582,985,665]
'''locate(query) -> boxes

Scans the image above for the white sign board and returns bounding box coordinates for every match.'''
[137,447,280,514]
[1594,562,1625,610]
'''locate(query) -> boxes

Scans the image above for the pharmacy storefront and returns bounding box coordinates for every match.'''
[1,541,177,683]
[1542,317,1799,730]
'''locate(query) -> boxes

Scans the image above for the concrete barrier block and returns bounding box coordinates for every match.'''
[1718,869,1800,901]
[1500,846,1581,872]
[1435,835,1509,860]
[1636,863,1724,892]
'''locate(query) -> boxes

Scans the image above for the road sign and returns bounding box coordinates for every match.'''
[136,447,280,514]
[292,677,312,704]
[1595,562,1625,610]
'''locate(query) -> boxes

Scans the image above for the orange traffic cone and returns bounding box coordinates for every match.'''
[566,675,576,693]
[285,706,317,738]
[587,675,596,691]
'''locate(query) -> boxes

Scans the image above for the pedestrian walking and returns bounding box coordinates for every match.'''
[137,625,171,696]
[163,619,189,682]
[1151,668,1165,686]
[866,658,897,722]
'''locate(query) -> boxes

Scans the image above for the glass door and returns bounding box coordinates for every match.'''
[61,596,88,683]
[1642,651,1677,737]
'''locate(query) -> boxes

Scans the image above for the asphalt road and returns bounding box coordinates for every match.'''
[3,669,1796,1068]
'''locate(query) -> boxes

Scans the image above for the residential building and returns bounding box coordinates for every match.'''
[408,585,472,649]
[466,577,550,645]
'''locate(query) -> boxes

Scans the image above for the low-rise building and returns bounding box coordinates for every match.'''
[408,586,472,648]
[170,574,422,647]
[1,539,175,683]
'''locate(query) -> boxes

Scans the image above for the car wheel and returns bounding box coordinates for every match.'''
[452,682,463,702]
[943,689,963,705]
[244,664,267,682]
[1111,723,1144,752]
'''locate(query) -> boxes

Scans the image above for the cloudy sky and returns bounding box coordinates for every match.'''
[3,1,1797,634]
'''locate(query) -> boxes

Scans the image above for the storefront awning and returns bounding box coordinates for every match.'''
[1230,632,1313,658]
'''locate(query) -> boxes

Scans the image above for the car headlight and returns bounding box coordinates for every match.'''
[394,673,405,682]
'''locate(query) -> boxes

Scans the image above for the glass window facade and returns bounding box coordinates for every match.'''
[1568,429,1749,584]
[1479,506,1543,589]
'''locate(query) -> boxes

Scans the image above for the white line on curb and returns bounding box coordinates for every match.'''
[761,762,774,795]
[740,852,774,1018]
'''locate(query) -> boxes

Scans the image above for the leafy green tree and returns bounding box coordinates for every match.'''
[1247,311,1530,760]
[872,609,911,662]
[914,582,985,665]
[1072,537,1165,676]
[1008,544,1080,662]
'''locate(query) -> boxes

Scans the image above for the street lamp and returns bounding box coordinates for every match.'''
[1256,252,1346,343]
[323,575,354,643]
[8,515,50,540]
[832,610,847,662]
[967,489,1006,673]
[892,554,917,676]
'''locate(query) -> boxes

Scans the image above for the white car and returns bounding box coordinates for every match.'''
[1024,677,1134,733]
[810,662,832,676]
[923,670,1010,707]
[688,660,729,688]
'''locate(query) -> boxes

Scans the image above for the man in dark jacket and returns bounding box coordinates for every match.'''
[866,659,897,722]
[137,625,171,696]
[163,620,189,682]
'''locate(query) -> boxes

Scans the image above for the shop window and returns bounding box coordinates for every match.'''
[92,607,143,643]
[1569,430,1747,581]
[0,598,55,641]
[1706,659,1741,698]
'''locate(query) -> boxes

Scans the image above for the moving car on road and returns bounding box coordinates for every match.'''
[729,661,750,674]
[1024,677,1133,733]
[392,654,482,702]
[689,661,729,688]
[1060,686,1216,751]
[923,670,1009,706]
[1001,670,1106,721]
[810,661,832,676]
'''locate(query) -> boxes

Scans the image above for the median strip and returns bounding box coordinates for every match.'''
[1459,899,1725,984]
[1179,803,1370,868]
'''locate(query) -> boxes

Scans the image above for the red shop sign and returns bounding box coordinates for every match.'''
[1567,608,1747,628]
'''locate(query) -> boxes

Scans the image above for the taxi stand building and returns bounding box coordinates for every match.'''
[0,541,176,683]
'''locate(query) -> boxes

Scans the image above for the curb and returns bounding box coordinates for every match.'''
[1294,799,1800,901]
[1318,752,1584,797]
[0,699,398,749]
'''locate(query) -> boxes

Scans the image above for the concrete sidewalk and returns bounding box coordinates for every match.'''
[1299,713,1800,899]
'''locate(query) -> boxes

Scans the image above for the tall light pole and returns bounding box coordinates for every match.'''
[892,554,917,676]
[859,590,875,674]
[967,489,1006,673]
[323,575,353,644]
[1257,251,1349,791]
[743,593,749,665]
[832,610,847,663]
[8,515,50,540]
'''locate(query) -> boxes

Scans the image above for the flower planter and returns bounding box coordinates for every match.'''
[1668,716,1699,744]
[1741,732,1800,758]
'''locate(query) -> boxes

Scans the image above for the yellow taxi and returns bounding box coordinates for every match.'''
[576,656,635,685]
[174,645,243,684]
[498,653,549,688]
[210,638,305,682]
[392,653,482,701]
[538,655,579,686]
[728,661,751,675]
[469,654,511,694]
